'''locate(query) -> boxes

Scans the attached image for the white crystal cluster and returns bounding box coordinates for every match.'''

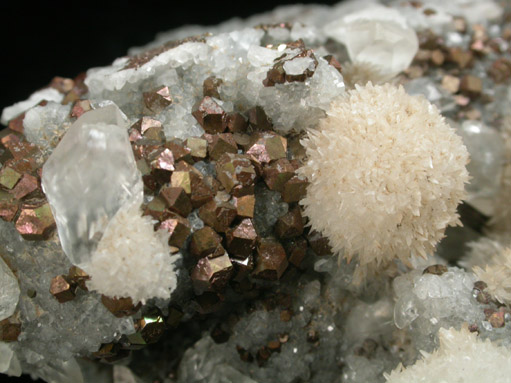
[385,326,511,383]
[299,83,469,282]
[85,201,178,303]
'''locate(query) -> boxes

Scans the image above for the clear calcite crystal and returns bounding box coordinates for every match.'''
[42,105,143,266]
[324,5,418,78]
[0,257,20,321]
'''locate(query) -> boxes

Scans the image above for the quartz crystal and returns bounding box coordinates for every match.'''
[42,105,143,266]
[0,256,20,321]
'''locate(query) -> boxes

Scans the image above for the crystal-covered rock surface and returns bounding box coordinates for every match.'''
[42,105,143,266]
[2,0,511,382]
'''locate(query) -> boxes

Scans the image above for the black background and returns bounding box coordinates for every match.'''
[1,1,338,382]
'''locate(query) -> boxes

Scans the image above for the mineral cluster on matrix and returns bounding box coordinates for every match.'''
[1,0,511,382]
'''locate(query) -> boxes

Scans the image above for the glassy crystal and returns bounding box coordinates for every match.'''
[456,120,504,213]
[0,257,19,321]
[42,105,143,265]
[325,5,418,77]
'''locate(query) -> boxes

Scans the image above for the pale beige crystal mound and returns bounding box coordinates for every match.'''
[84,200,178,304]
[473,247,511,305]
[298,83,469,281]
[384,326,511,383]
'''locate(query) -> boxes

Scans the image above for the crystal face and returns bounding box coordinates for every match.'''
[325,5,418,77]
[0,256,20,321]
[42,105,143,265]
[456,120,504,213]
[1,0,511,382]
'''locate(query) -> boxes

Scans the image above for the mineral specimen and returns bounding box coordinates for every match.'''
[0,257,19,321]
[1,0,511,382]
[384,326,511,382]
[299,83,469,282]
[41,105,143,266]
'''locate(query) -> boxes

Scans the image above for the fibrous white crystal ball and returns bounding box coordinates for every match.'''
[299,83,469,280]
[325,5,418,78]
[384,326,511,383]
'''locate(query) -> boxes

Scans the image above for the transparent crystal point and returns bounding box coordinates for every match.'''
[42,105,143,266]
[0,257,20,321]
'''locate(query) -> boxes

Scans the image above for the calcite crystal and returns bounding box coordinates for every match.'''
[325,4,419,78]
[2,0,511,382]
[385,326,511,383]
[41,105,143,266]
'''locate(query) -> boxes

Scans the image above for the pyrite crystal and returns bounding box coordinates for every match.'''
[2,1,511,382]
